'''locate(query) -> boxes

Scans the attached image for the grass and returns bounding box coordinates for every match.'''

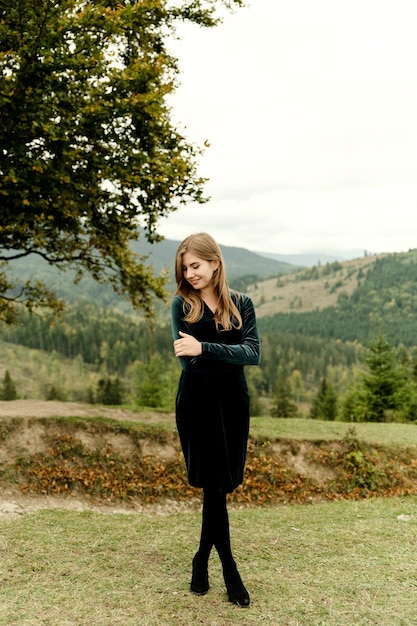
[24,412,417,448]
[247,256,380,317]
[1,496,417,625]
[1,412,417,623]
[0,341,99,401]
[250,416,417,447]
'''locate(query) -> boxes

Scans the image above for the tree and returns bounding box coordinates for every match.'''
[245,366,266,417]
[1,369,17,400]
[134,354,167,408]
[0,0,243,323]
[96,376,123,405]
[341,389,362,422]
[309,377,338,421]
[272,368,298,418]
[360,335,410,422]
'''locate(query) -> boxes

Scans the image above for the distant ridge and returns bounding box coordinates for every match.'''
[7,236,297,311]
[131,237,295,278]
[249,248,417,347]
[255,249,365,268]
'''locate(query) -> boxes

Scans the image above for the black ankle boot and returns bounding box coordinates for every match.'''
[190,553,209,595]
[223,561,250,608]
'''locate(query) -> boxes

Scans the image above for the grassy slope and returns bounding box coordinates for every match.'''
[0,340,99,400]
[247,255,382,318]
[250,416,417,447]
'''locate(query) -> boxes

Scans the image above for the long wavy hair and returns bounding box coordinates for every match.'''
[174,232,242,330]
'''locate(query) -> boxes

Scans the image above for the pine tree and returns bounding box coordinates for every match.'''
[96,377,123,405]
[310,378,338,420]
[1,369,17,401]
[360,335,410,422]
[272,369,298,418]
[134,356,164,408]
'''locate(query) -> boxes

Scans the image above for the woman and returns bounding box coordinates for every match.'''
[171,232,261,608]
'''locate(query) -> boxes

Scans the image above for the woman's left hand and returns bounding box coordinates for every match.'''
[173,331,202,358]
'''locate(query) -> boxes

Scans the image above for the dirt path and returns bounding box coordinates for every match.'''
[0,399,167,421]
[0,487,201,519]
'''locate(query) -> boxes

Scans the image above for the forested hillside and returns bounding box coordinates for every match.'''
[3,247,417,421]
[251,249,417,347]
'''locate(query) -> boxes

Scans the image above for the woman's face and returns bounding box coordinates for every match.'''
[181,251,219,292]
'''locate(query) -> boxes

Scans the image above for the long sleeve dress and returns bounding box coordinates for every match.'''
[171,292,261,494]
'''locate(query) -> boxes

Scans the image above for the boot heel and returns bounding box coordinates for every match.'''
[223,562,250,608]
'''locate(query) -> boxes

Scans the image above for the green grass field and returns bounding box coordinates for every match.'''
[1,412,417,625]
[250,416,417,447]
[1,496,416,625]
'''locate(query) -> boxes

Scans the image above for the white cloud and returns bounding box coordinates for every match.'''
[161,0,417,256]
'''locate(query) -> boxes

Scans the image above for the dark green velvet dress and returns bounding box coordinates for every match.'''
[171,292,261,493]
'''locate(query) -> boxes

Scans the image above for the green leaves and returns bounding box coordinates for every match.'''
[0,0,242,322]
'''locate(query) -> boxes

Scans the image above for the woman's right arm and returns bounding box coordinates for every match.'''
[171,296,194,369]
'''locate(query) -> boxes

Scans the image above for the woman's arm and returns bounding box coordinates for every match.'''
[171,296,198,368]
[201,295,261,366]
[171,294,261,367]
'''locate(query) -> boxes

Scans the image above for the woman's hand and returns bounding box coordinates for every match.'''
[173,331,202,358]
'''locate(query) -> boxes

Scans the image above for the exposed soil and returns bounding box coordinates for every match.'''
[2,401,416,520]
[0,400,195,518]
[0,400,332,518]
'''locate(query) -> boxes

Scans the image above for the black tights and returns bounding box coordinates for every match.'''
[193,488,250,606]
[197,488,234,569]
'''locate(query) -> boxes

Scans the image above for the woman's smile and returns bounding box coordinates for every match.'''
[182,251,217,292]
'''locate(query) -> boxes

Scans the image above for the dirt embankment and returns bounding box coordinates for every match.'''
[0,401,184,518]
[1,401,417,519]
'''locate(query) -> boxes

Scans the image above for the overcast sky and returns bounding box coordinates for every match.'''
[159,0,417,257]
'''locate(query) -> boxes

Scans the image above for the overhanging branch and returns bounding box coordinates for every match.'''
[0,249,85,263]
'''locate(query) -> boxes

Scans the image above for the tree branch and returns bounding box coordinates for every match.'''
[0,288,24,302]
[0,249,85,263]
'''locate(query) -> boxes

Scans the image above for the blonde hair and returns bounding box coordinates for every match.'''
[174,232,242,330]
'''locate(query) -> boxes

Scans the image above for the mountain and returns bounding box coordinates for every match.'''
[130,237,295,278]
[8,237,417,350]
[7,237,296,310]
[248,255,379,318]
[255,249,366,268]
[249,249,417,347]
